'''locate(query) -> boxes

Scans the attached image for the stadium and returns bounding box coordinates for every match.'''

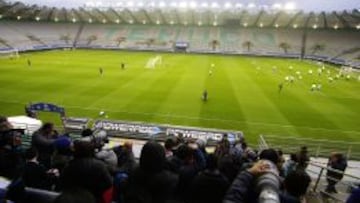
[0,0,360,203]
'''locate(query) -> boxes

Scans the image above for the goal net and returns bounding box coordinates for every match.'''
[0,49,19,59]
[145,55,162,69]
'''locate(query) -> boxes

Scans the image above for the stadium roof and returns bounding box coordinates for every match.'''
[0,0,359,29]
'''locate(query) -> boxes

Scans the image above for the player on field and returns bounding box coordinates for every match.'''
[99,67,103,76]
[209,69,213,76]
[278,83,283,94]
[202,90,208,102]
[27,59,31,67]
[121,62,125,70]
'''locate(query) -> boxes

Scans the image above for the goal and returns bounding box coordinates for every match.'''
[0,49,19,59]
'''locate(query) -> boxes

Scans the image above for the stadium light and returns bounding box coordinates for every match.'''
[184,21,188,25]
[35,16,40,21]
[312,24,317,29]
[235,3,243,8]
[102,19,107,23]
[259,23,263,27]
[17,16,21,20]
[170,2,177,7]
[159,1,166,8]
[248,3,256,8]
[356,24,360,30]
[72,18,76,23]
[88,18,93,23]
[115,19,120,24]
[272,3,282,9]
[127,1,134,7]
[211,2,219,8]
[179,1,188,8]
[224,2,232,9]
[333,24,338,29]
[54,17,58,22]
[170,20,174,25]
[198,21,202,26]
[142,20,146,24]
[213,21,217,26]
[284,2,296,10]
[201,2,208,8]
[293,24,298,28]
[275,24,279,28]
[156,20,160,25]
[136,2,144,7]
[190,1,197,9]
[129,20,134,24]
[243,22,248,27]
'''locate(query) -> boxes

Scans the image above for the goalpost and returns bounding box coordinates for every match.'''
[145,55,162,69]
[0,49,19,59]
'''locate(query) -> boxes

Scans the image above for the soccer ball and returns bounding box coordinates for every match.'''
[308,70,313,74]
[99,111,105,116]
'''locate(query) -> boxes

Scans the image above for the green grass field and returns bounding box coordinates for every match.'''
[1,49,360,145]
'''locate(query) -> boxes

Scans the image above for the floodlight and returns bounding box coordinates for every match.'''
[211,2,219,8]
[356,24,360,30]
[184,21,188,25]
[170,2,177,7]
[272,3,282,9]
[179,1,188,8]
[137,2,144,7]
[198,21,202,26]
[72,18,76,23]
[102,19,107,23]
[115,19,120,24]
[235,3,243,8]
[88,18,92,23]
[129,20,134,24]
[224,2,232,9]
[243,22,248,27]
[190,1,197,9]
[156,20,160,24]
[213,21,217,26]
[17,16,21,20]
[35,16,40,21]
[149,1,155,7]
[275,24,279,28]
[248,3,256,8]
[170,20,174,25]
[293,24,298,28]
[284,2,296,10]
[201,2,208,8]
[312,24,317,29]
[333,24,338,29]
[159,1,166,8]
[259,23,263,27]
[127,1,134,7]
[54,17,58,22]
[142,20,146,24]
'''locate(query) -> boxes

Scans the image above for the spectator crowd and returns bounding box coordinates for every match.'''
[0,115,352,203]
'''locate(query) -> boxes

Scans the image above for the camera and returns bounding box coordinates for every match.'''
[255,160,281,203]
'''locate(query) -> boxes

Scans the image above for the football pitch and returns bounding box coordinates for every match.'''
[0,49,360,144]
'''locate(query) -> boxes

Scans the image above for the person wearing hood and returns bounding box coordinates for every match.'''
[124,141,178,203]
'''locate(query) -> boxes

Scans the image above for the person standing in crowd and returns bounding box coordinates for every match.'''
[283,153,298,177]
[189,154,230,203]
[22,147,59,190]
[326,152,347,193]
[31,122,58,168]
[124,141,178,203]
[296,146,310,170]
[60,141,113,203]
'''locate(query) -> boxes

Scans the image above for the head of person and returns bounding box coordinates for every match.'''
[25,147,38,161]
[176,144,195,164]
[40,122,54,135]
[0,116,12,132]
[164,137,176,151]
[259,148,280,166]
[300,146,308,154]
[73,140,95,158]
[140,141,166,174]
[290,153,297,161]
[123,141,133,152]
[284,170,311,198]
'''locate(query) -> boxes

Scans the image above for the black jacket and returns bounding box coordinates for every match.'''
[22,161,53,190]
[60,157,112,201]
